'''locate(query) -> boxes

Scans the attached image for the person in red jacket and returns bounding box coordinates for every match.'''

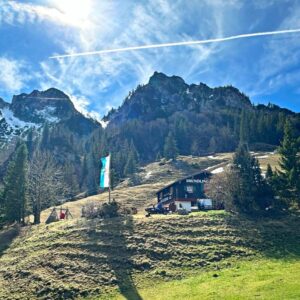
[60,211,65,219]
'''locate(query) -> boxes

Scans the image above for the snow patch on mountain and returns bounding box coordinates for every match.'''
[0,108,38,130]
[34,107,59,123]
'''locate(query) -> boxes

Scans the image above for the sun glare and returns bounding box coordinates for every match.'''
[50,0,92,27]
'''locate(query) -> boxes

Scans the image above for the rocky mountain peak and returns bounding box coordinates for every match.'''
[37,87,69,99]
[149,71,185,84]
[106,72,252,125]
[148,71,188,92]
[0,88,99,144]
[10,88,76,123]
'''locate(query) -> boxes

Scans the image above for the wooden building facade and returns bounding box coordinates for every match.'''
[156,171,212,212]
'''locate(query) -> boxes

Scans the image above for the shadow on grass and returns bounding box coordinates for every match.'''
[224,212,300,259]
[87,216,142,300]
[0,225,20,257]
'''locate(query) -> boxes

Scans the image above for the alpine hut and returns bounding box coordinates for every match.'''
[156,171,212,212]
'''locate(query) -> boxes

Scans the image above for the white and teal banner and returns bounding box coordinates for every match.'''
[100,154,110,188]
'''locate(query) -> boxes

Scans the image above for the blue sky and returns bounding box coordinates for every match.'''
[0,0,300,119]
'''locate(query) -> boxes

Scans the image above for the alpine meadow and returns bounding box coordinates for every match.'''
[0,1,300,300]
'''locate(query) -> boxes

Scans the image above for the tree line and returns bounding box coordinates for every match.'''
[0,106,299,226]
[0,135,68,226]
[98,106,298,183]
[207,120,300,213]
[18,101,299,198]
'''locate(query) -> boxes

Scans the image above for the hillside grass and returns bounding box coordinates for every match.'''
[37,152,278,222]
[0,211,299,300]
[0,151,286,299]
[36,154,230,222]
[108,258,300,300]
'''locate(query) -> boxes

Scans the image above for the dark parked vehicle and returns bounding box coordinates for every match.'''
[145,204,169,216]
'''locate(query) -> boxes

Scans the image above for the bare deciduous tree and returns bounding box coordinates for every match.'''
[28,151,68,224]
[206,167,241,211]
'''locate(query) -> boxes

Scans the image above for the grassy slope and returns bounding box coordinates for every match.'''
[0,212,299,300]
[111,259,300,300]
[37,154,230,221]
[0,151,289,300]
[38,152,278,222]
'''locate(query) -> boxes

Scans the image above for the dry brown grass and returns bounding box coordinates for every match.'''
[256,152,280,171]
[36,152,280,223]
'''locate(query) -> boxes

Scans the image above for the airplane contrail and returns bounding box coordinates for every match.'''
[49,28,300,59]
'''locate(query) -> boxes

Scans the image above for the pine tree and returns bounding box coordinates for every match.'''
[112,151,124,182]
[110,168,118,190]
[277,120,300,206]
[232,144,271,212]
[208,137,217,153]
[0,189,5,226]
[265,164,273,185]
[163,133,178,160]
[257,114,265,142]
[129,140,139,163]
[233,144,255,212]
[41,123,50,149]
[239,110,250,144]
[252,157,273,210]
[85,152,98,193]
[3,144,28,224]
[233,114,240,138]
[26,128,35,158]
[264,164,276,206]
[80,155,88,189]
[63,162,80,198]
[124,151,137,176]
[249,113,258,143]
[191,140,200,156]
[156,151,162,161]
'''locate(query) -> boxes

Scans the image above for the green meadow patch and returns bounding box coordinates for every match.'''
[106,258,300,300]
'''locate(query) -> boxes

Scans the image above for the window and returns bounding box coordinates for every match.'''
[186,185,194,193]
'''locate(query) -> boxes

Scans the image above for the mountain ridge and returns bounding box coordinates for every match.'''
[0,72,299,201]
[104,72,254,125]
[0,88,100,142]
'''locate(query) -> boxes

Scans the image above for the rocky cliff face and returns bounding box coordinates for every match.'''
[0,88,99,142]
[10,88,76,123]
[0,88,101,179]
[105,72,252,125]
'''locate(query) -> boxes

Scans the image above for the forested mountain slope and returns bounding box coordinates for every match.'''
[0,72,299,203]
[99,72,299,182]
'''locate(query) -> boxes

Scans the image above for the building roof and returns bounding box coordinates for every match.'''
[156,170,211,194]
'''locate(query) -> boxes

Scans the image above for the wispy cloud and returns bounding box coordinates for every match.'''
[0,0,226,115]
[3,0,299,114]
[39,0,224,115]
[246,3,300,98]
[0,57,31,93]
